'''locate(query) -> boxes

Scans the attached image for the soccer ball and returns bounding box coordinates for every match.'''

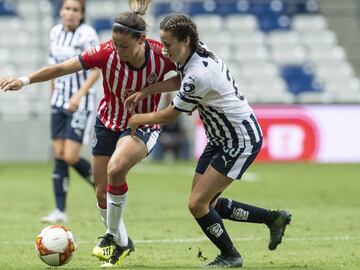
[35,225,77,266]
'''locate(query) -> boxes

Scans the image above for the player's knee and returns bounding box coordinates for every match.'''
[107,161,128,183]
[63,155,78,165]
[54,152,64,160]
[188,197,206,217]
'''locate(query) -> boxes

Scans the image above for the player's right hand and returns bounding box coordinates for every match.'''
[124,91,147,113]
[0,77,23,91]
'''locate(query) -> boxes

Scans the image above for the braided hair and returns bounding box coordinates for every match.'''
[160,14,215,59]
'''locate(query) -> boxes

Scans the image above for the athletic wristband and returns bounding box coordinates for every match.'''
[18,76,30,86]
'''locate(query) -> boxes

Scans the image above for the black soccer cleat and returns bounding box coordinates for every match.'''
[267,210,292,250]
[92,233,117,261]
[101,237,135,268]
[206,254,243,268]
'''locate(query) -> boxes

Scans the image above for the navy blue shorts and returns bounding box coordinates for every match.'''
[92,117,160,156]
[196,139,263,180]
[51,107,93,144]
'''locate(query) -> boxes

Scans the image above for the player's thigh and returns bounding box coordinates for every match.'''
[63,139,82,164]
[52,139,65,159]
[108,135,148,174]
[190,165,232,208]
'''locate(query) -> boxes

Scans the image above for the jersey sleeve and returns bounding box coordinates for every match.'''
[172,71,210,112]
[78,43,104,70]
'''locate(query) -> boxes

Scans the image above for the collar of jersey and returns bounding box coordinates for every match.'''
[124,40,150,71]
[176,50,196,73]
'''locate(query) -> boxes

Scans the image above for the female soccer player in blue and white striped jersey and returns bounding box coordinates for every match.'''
[126,14,292,268]
[44,0,100,223]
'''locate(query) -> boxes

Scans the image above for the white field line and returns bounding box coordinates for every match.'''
[132,164,258,181]
[2,235,355,245]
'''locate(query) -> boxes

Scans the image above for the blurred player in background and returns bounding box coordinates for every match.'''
[42,0,100,224]
[0,0,175,267]
[126,14,292,268]
[151,92,190,161]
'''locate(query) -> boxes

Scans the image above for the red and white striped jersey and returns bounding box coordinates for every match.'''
[79,39,175,131]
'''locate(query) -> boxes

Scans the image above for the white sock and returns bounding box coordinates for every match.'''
[106,192,128,245]
[97,203,107,226]
[97,203,128,246]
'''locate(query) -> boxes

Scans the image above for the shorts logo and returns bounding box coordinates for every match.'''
[147,72,158,84]
[92,133,98,148]
[207,223,223,238]
[231,208,249,221]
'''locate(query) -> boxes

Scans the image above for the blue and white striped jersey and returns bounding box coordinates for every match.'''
[172,46,262,151]
[48,23,99,111]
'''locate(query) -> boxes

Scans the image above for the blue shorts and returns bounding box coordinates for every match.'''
[92,117,160,156]
[196,139,263,180]
[51,106,93,144]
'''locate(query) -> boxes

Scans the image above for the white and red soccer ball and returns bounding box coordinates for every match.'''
[35,225,77,266]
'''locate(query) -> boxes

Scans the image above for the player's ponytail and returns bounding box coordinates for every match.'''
[128,0,152,16]
[113,0,152,38]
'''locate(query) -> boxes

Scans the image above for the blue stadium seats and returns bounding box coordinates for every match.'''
[93,18,113,33]
[0,0,17,16]
[257,14,291,32]
[281,65,323,94]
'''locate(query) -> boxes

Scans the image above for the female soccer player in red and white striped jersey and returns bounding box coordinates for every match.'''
[0,0,176,267]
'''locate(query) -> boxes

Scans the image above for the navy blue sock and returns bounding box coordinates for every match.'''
[72,157,94,187]
[195,208,239,257]
[53,159,69,212]
[214,198,277,225]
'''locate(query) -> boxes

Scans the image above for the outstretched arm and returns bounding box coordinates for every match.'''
[0,57,83,91]
[128,104,181,136]
[125,74,181,112]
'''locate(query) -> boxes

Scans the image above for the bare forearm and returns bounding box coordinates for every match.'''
[28,58,83,84]
[131,105,180,125]
[144,74,181,95]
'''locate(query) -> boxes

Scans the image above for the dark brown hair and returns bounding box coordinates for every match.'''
[159,14,214,58]
[62,0,86,24]
[113,0,152,39]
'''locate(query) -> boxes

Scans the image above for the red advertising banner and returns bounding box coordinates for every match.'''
[194,105,360,163]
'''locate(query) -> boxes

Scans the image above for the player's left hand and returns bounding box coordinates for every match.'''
[128,115,139,137]
[67,94,81,112]
[0,77,23,91]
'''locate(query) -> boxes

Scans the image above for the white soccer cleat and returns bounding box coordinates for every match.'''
[41,209,68,223]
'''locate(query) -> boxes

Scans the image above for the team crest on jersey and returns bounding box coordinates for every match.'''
[182,76,197,94]
[147,72,158,84]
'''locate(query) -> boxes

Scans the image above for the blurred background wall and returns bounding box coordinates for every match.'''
[0,0,360,162]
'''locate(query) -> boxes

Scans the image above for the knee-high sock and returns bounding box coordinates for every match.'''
[53,159,69,212]
[196,208,239,257]
[72,157,94,187]
[97,203,128,247]
[106,185,128,245]
[214,198,277,225]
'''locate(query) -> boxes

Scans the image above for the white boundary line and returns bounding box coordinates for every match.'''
[2,235,355,245]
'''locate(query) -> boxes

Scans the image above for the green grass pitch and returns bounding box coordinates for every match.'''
[0,162,359,269]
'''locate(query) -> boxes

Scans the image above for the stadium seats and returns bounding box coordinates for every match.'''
[1,0,360,108]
